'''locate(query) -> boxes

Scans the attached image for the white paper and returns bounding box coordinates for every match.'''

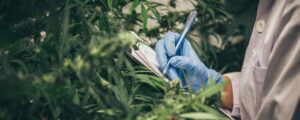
[129,31,169,82]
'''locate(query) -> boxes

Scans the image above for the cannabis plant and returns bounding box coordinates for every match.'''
[0,0,258,119]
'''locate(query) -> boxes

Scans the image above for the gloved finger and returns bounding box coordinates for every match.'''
[155,39,168,68]
[182,40,197,56]
[165,67,179,80]
[163,32,180,57]
[155,39,179,80]
[169,56,192,70]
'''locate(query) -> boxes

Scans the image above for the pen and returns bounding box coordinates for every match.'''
[162,11,198,75]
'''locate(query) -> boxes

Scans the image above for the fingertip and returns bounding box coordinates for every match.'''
[155,39,164,50]
[169,56,184,68]
[165,31,180,36]
[174,32,181,40]
[169,56,179,65]
[165,31,176,37]
[167,67,179,80]
[165,31,180,41]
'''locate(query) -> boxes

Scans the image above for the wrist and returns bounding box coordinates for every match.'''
[207,69,224,84]
[221,75,233,110]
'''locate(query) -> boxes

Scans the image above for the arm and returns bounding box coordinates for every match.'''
[223,72,241,118]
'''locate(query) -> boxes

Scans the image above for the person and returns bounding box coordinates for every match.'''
[155,0,300,119]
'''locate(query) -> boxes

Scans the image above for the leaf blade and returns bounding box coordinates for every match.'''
[107,0,112,11]
[141,3,148,29]
[144,1,159,20]
[207,7,215,20]
[73,90,80,105]
[131,0,140,14]
[180,112,220,119]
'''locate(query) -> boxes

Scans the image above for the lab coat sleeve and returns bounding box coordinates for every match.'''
[224,72,241,118]
[256,1,300,119]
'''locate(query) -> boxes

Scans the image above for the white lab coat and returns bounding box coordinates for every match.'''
[225,0,300,119]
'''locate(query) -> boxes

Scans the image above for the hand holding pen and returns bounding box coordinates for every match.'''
[162,11,198,75]
[155,11,223,91]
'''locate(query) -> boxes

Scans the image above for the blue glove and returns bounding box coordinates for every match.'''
[155,32,223,91]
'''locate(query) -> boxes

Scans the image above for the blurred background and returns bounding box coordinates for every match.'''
[0,0,259,119]
[0,0,259,72]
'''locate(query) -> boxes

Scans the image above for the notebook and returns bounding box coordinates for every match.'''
[128,31,169,83]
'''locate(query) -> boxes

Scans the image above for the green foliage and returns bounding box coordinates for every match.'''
[141,3,148,29]
[107,0,113,11]
[137,78,230,120]
[0,0,258,119]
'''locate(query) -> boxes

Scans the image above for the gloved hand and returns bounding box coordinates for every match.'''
[155,32,223,91]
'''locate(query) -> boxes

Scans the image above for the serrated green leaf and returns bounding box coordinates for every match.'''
[141,3,148,29]
[130,0,140,14]
[107,0,112,11]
